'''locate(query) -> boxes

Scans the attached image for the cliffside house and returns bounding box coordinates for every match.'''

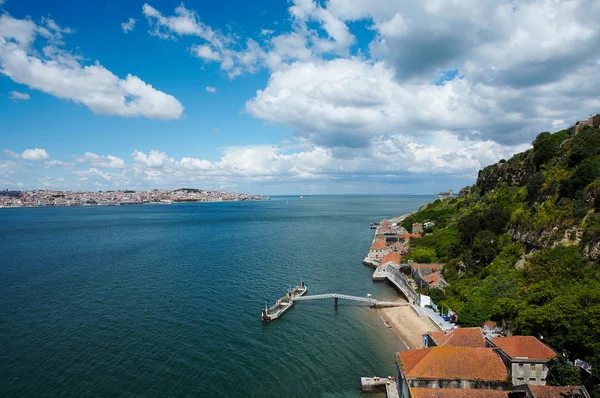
[422,272,450,290]
[396,346,510,398]
[368,239,392,261]
[410,263,447,291]
[487,336,557,387]
[569,114,600,135]
[412,222,424,235]
[438,189,454,200]
[423,327,486,349]
[400,232,422,242]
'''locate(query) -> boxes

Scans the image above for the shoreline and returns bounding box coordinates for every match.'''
[0,199,270,210]
[366,210,439,351]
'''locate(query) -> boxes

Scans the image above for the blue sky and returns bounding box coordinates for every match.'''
[1,0,600,194]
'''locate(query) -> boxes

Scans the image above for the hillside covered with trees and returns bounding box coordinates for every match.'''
[401,122,600,376]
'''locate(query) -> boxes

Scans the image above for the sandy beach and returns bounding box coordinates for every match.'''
[378,305,440,349]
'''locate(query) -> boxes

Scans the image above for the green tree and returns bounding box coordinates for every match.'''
[428,288,447,304]
[472,230,499,267]
[491,298,521,329]
[546,356,582,386]
[527,172,545,202]
[532,131,568,167]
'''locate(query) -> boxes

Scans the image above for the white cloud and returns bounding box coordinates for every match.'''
[76,152,126,169]
[142,3,218,41]
[21,148,50,160]
[131,149,169,168]
[45,160,74,167]
[193,44,221,61]
[0,14,184,120]
[2,135,530,190]
[205,86,216,93]
[143,4,266,78]
[121,18,136,33]
[0,14,36,46]
[9,90,29,100]
[140,0,600,151]
[73,168,113,181]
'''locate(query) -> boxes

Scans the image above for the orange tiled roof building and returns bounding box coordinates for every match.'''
[380,251,402,266]
[367,238,393,261]
[487,336,557,387]
[423,327,486,349]
[396,346,510,397]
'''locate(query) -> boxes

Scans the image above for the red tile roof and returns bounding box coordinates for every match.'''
[411,388,509,398]
[401,233,422,240]
[423,272,446,287]
[429,327,486,348]
[527,385,589,398]
[491,336,557,360]
[397,346,508,381]
[381,251,402,265]
[370,239,387,249]
[483,321,497,329]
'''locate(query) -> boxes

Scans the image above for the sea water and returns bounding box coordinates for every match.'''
[0,195,433,397]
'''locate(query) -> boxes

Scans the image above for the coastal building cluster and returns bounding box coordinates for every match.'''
[364,217,449,295]
[362,209,591,398]
[0,188,269,208]
[396,327,589,397]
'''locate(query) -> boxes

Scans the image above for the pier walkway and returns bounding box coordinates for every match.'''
[292,293,406,308]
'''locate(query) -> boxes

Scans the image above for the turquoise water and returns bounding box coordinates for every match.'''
[0,195,432,397]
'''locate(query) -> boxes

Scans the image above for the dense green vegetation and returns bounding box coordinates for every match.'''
[403,123,600,375]
[547,357,584,387]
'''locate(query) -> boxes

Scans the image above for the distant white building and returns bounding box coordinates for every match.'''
[438,189,454,200]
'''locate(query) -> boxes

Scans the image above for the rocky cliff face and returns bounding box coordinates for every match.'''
[510,224,583,251]
[476,151,533,195]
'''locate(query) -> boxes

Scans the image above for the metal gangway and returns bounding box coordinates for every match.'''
[292,293,405,308]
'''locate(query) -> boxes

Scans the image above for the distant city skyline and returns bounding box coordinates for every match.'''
[2,0,600,194]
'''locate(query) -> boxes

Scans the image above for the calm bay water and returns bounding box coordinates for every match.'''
[0,195,433,397]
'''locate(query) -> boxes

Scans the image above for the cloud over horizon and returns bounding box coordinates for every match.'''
[2,0,600,192]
